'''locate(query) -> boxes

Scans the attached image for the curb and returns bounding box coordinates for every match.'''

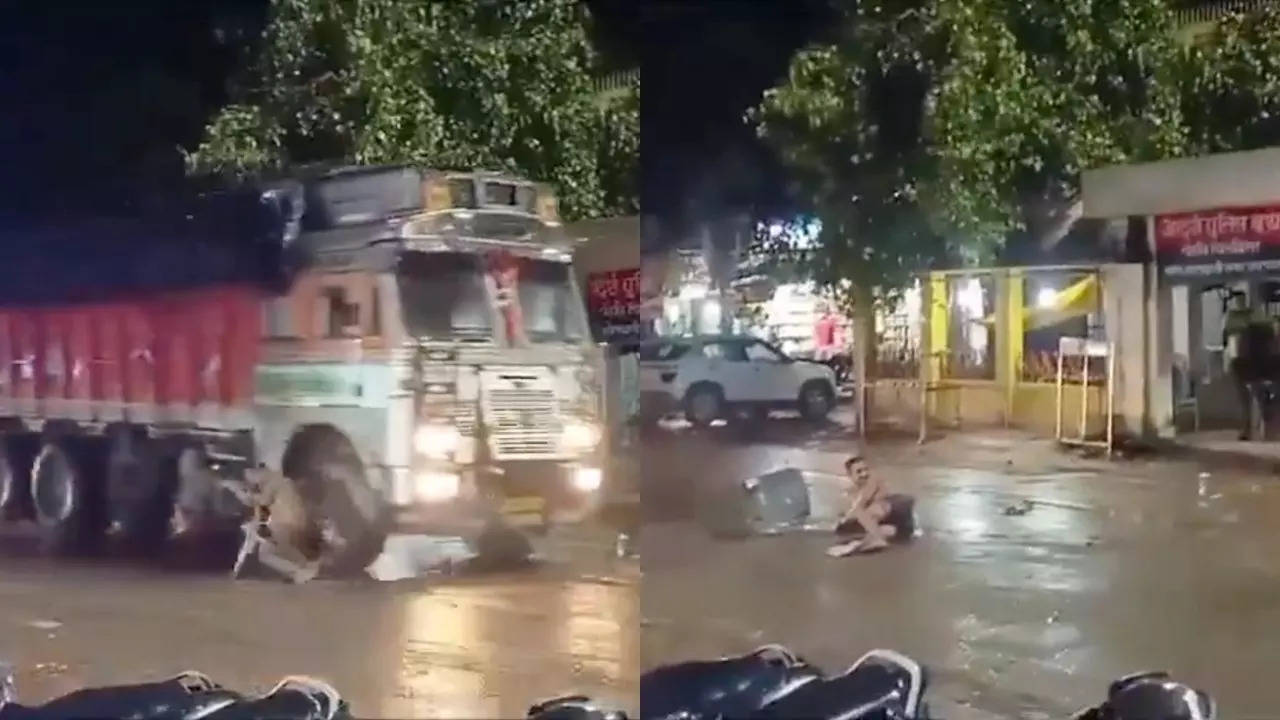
[1148,439,1280,475]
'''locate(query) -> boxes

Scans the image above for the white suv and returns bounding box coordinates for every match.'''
[638,335,838,425]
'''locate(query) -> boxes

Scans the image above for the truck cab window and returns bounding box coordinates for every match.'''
[324,287,361,338]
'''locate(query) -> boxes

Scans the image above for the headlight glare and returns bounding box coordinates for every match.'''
[415,423,461,458]
[417,471,461,502]
[561,421,601,450]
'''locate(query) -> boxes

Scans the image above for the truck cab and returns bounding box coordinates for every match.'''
[251,168,604,564]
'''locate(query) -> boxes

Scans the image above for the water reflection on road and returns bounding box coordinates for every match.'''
[0,560,638,719]
[641,423,1280,718]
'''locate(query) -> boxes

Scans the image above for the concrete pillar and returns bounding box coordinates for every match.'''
[994,270,1015,427]
[1145,216,1176,438]
[1186,283,1205,379]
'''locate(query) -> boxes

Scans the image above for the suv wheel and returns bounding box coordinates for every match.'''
[684,384,725,427]
[798,381,835,422]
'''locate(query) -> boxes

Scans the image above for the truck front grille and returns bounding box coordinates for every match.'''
[485,388,560,458]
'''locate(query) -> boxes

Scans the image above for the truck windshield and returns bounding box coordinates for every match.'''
[518,259,588,344]
[397,252,493,340]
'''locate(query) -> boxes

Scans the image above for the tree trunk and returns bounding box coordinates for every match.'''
[1035,198,1084,252]
[851,285,875,438]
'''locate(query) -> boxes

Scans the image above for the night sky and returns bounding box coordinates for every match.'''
[0,0,268,224]
[639,0,829,253]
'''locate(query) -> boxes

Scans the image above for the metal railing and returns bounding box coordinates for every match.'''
[593,69,639,105]
[1174,0,1277,26]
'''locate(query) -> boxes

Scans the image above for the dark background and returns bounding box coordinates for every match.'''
[637,0,830,254]
[0,0,645,225]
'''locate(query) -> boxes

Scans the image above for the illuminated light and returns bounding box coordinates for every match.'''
[414,424,461,458]
[1037,287,1058,309]
[561,421,601,451]
[702,298,722,332]
[572,467,603,492]
[417,471,461,502]
[680,284,708,301]
[957,278,985,318]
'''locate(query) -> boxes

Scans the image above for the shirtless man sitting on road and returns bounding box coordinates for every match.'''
[827,454,896,557]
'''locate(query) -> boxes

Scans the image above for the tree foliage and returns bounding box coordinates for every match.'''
[186,0,637,221]
[1180,4,1280,155]
[751,0,1193,305]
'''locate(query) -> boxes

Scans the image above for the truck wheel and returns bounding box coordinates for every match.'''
[283,427,389,576]
[30,440,104,554]
[104,431,173,554]
[684,384,724,427]
[0,436,35,522]
[798,381,835,422]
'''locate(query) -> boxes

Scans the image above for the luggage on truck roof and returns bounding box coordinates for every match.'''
[0,182,299,305]
[0,165,567,305]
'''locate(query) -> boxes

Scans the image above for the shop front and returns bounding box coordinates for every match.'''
[1082,147,1280,440]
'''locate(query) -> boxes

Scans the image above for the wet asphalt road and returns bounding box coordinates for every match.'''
[640,415,1280,719]
[0,526,638,719]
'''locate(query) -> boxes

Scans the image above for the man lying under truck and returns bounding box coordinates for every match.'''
[827,455,896,557]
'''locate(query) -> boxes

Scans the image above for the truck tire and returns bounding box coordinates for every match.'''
[30,440,104,555]
[283,427,390,576]
[0,436,35,522]
[104,430,174,554]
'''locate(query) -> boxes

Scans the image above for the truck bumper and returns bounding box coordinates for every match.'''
[385,460,604,535]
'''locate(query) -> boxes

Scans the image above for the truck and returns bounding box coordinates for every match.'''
[0,166,605,574]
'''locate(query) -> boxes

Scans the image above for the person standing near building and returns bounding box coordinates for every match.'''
[1224,292,1260,440]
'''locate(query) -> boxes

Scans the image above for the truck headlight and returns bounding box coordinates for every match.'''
[561,421,601,451]
[417,471,461,502]
[415,423,461,459]
[572,467,603,492]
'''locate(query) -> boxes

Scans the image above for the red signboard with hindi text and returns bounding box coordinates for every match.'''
[1156,205,1280,278]
[586,269,641,342]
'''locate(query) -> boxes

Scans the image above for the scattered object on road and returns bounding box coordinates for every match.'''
[470,521,536,571]
[365,535,475,582]
[22,621,60,632]
[1003,499,1035,516]
[695,467,812,539]
[696,468,887,539]
[230,468,322,584]
[824,539,887,557]
[0,669,352,720]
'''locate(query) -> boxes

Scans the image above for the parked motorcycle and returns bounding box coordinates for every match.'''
[634,646,1215,720]
[1073,672,1216,720]
[640,646,926,720]
[0,656,1216,720]
[0,669,350,720]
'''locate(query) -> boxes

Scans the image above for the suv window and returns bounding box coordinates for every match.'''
[639,343,689,361]
[745,341,784,363]
[703,341,748,362]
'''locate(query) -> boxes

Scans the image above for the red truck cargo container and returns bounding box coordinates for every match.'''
[0,287,261,427]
